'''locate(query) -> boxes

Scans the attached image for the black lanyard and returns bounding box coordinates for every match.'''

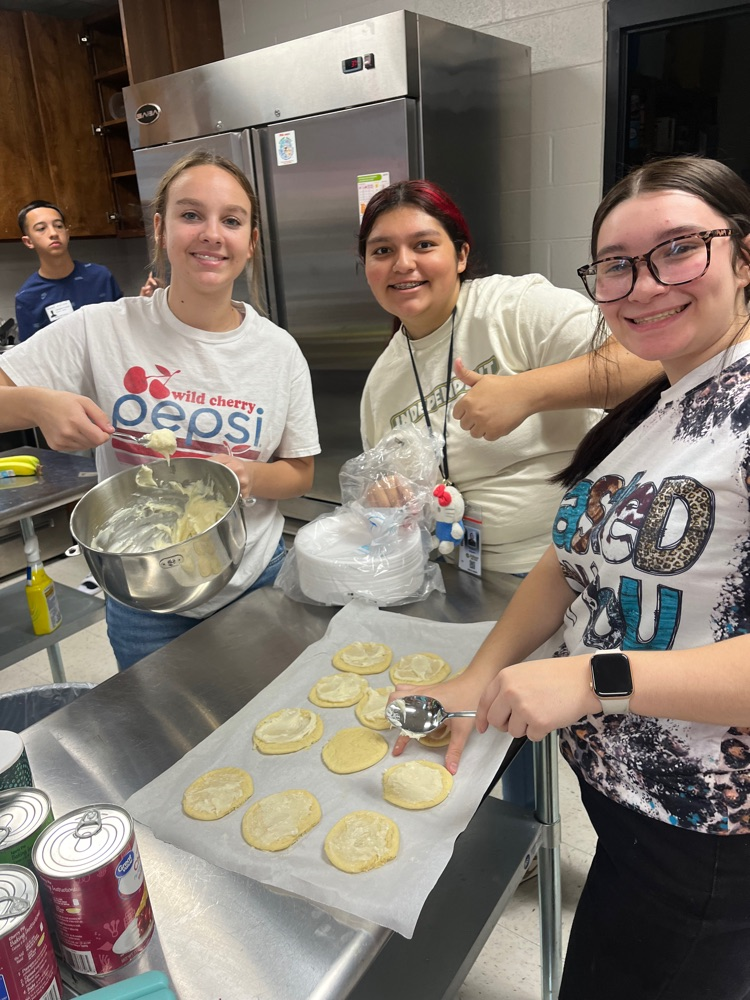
[405,307,456,484]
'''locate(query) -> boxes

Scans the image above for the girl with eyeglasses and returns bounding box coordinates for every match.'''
[393,156,750,998]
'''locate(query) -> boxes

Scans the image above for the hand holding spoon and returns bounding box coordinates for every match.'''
[385,695,476,737]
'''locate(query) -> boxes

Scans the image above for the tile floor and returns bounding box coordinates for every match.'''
[0,551,596,998]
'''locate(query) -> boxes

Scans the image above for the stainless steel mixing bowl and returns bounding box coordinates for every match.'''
[70,458,246,614]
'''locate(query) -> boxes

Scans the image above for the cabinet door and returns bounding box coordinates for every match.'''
[24,12,115,237]
[0,11,55,239]
[120,0,223,84]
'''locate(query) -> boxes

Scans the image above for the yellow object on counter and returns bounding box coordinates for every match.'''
[24,538,62,635]
[0,454,41,477]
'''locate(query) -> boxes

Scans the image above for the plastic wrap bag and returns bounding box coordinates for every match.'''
[275,426,445,606]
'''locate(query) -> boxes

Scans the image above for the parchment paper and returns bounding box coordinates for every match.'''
[126,600,513,938]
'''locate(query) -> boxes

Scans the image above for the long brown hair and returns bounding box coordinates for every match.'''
[149,149,266,314]
[554,156,750,489]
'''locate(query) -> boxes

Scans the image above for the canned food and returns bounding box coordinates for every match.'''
[31,805,154,977]
[0,789,53,870]
[0,733,33,791]
[0,865,61,1000]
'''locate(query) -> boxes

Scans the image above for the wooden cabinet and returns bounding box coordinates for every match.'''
[80,0,224,237]
[81,8,143,236]
[0,11,116,240]
[119,0,224,85]
[0,1,224,242]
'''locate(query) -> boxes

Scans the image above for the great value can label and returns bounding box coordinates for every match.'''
[0,865,61,1000]
[31,805,154,977]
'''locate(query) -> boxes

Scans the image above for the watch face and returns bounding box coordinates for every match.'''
[591,653,633,697]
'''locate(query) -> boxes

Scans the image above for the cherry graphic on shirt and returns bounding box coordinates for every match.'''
[123,365,181,399]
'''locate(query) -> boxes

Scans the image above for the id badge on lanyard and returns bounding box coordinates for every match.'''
[458,501,482,577]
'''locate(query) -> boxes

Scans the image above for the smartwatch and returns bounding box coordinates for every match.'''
[590,652,633,715]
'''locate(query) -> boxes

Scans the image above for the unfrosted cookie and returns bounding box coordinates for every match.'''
[382,760,453,810]
[182,767,254,820]
[324,810,399,873]
[309,673,368,708]
[390,652,450,685]
[419,723,452,748]
[355,685,395,730]
[332,642,392,675]
[253,708,323,755]
[322,727,388,773]
[241,790,321,852]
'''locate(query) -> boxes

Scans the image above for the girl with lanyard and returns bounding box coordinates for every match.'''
[395,156,750,997]
[359,180,658,585]
[358,180,658,816]
[0,151,320,671]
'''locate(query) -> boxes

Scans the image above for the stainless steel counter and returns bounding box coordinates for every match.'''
[0,447,97,529]
[23,567,560,1000]
[0,447,103,680]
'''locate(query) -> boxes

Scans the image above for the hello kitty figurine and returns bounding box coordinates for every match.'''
[432,483,465,554]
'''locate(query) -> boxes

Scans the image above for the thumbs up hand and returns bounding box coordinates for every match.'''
[452,357,536,440]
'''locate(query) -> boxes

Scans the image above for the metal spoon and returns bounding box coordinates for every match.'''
[385,695,477,736]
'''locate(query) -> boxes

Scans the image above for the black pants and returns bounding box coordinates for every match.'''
[559,774,750,1000]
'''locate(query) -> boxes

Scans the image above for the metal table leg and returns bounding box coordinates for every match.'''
[534,733,562,1000]
[19,516,67,683]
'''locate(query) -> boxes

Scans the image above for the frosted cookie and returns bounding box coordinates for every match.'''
[253,708,323,755]
[182,767,254,820]
[324,810,399,873]
[382,760,453,810]
[322,727,388,774]
[332,642,392,675]
[309,673,368,709]
[241,790,321,852]
[419,723,451,748]
[390,652,450,686]
[355,685,396,731]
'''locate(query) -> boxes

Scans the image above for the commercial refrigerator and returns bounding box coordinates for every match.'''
[123,10,530,510]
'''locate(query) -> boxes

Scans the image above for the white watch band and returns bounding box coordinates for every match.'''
[596,696,630,715]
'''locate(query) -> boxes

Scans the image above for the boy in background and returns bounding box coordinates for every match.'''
[15,200,122,342]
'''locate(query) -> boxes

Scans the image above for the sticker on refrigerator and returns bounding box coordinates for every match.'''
[275,131,298,166]
[357,172,390,222]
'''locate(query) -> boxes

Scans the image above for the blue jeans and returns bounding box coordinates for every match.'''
[105,538,286,671]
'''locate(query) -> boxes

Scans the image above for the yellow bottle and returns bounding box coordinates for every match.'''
[24,538,62,635]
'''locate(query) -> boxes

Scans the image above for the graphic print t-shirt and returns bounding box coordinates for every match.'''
[552,343,750,834]
[0,290,319,617]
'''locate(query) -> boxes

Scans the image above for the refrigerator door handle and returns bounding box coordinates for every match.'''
[251,127,284,328]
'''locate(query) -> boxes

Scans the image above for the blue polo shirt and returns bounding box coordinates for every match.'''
[15,260,122,342]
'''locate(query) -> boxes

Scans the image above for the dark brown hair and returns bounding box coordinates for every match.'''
[358,179,486,282]
[554,156,750,489]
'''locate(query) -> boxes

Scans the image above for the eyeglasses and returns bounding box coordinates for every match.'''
[577,229,735,303]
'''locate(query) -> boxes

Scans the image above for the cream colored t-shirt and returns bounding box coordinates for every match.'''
[360,274,601,573]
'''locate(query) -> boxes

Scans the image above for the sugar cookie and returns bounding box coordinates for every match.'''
[332,642,392,675]
[322,727,388,773]
[241,790,321,852]
[309,673,368,708]
[419,723,452,748]
[382,759,453,809]
[324,810,399,873]
[182,767,254,820]
[253,708,323,755]
[390,652,450,685]
[355,685,395,730]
